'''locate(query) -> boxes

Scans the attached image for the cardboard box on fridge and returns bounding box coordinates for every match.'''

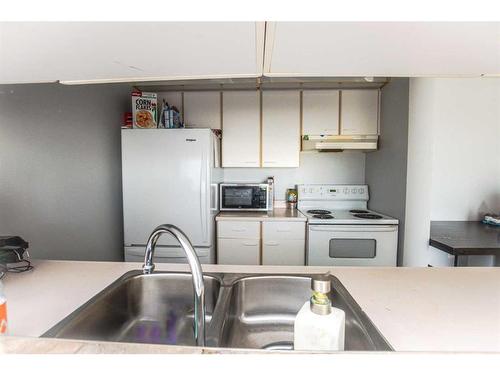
[132,91,157,129]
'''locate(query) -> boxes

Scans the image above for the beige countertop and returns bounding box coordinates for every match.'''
[0,336,269,354]
[2,260,500,353]
[216,208,306,222]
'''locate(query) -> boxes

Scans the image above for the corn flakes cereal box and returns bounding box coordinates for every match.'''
[132,91,157,129]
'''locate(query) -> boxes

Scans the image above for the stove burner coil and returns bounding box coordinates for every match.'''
[307,209,332,215]
[353,213,383,219]
[312,214,334,219]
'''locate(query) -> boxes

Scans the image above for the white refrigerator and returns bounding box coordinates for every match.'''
[121,128,221,263]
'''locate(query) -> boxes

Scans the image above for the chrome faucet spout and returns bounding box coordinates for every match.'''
[143,224,205,346]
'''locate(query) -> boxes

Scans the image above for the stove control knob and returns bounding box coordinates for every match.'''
[351,188,357,193]
[343,188,349,194]
[359,188,365,194]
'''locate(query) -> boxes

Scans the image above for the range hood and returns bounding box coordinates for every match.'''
[302,135,378,151]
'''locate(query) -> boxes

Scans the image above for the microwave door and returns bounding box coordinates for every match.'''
[220,185,265,211]
[224,186,253,209]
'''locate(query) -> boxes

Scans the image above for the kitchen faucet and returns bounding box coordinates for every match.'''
[142,224,205,346]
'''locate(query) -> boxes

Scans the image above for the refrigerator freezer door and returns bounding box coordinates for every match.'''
[122,129,212,247]
[124,246,214,264]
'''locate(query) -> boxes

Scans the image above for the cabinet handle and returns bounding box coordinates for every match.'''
[276,229,291,232]
[243,243,257,246]
[231,229,246,232]
[264,242,280,246]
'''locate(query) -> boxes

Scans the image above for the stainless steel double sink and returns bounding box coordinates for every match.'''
[43,271,392,351]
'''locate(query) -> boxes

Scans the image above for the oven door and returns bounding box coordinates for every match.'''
[307,225,398,266]
[220,185,268,211]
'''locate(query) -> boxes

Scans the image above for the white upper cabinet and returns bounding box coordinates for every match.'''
[3,22,500,84]
[264,22,500,76]
[340,90,379,135]
[222,91,260,167]
[302,90,340,135]
[262,91,301,167]
[184,92,221,129]
[0,22,265,84]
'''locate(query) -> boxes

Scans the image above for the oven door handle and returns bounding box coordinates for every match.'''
[309,225,397,232]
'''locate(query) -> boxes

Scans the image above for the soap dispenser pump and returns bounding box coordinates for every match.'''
[293,274,345,351]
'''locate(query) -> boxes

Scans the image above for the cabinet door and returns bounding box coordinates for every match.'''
[217,238,260,265]
[222,91,260,167]
[262,240,305,265]
[302,90,340,135]
[340,90,379,135]
[0,23,264,84]
[184,91,221,129]
[262,91,301,167]
[262,221,305,265]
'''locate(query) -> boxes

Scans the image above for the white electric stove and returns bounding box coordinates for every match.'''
[297,184,399,266]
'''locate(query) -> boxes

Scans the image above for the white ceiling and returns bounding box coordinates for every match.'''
[264,22,500,77]
[0,22,264,84]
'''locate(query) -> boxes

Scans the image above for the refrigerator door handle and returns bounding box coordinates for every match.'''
[200,148,208,244]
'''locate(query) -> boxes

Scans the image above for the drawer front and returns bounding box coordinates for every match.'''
[262,239,305,266]
[218,221,260,239]
[217,238,260,265]
[263,221,305,241]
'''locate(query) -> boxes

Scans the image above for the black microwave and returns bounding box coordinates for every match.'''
[220,183,269,211]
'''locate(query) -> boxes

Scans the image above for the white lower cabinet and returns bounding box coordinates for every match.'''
[217,221,260,265]
[217,219,305,266]
[217,238,260,265]
[262,239,305,266]
[262,221,306,266]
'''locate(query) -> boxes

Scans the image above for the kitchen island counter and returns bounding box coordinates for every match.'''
[2,260,500,353]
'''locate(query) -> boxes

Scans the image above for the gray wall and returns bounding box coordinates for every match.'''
[224,151,366,201]
[0,83,130,261]
[365,78,409,265]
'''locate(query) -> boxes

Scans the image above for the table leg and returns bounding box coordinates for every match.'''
[454,255,459,267]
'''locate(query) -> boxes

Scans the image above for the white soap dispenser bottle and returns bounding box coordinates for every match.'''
[293,274,345,351]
